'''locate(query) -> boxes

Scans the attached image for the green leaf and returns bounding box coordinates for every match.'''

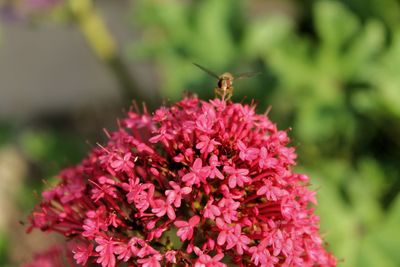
[315,0,360,48]
[190,0,236,66]
[0,233,9,265]
[356,194,400,267]
[345,20,385,77]
[243,15,294,58]
[312,176,359,267]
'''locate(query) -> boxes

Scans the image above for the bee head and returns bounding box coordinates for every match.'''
[219,72,234,81]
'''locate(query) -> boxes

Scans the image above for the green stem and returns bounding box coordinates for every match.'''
[68,0,160,107]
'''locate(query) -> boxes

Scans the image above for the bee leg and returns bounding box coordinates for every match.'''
[226,87,233,100]
[223,88,233,101]
[214,88,223,99]
[225,91,232,101]
[222,91,228,101]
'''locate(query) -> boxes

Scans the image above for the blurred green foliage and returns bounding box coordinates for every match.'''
[0,232,10,267]
[130,0,400,266]
[16,128,87,211]
[131,0,256,99]
[0,123,13,147]
[0,123,92,265]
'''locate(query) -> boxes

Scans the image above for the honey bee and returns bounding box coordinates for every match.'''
[193,63,259,100]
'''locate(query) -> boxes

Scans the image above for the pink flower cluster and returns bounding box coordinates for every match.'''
[22,245,72,267]
[28,96,336,266]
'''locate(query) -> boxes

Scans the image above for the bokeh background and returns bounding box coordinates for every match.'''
[0,0,399,266]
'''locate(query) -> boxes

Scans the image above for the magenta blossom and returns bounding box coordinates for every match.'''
[182,158,210,186]
[27,96,336,266]
[174,215,200,242]
[23,245,74,267]
[165,181,192,208]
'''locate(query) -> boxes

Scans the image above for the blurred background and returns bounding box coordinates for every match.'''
[0,0,399,266]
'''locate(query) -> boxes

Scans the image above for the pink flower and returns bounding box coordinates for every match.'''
[95,236,116,267]
[223,166,251,188]
[196,113,214,133]
[248,240,279,267]
[257,180,288,201]
[258,147,278,169]
[208,155,224,179]
[279,146,297,165]
[72,243,93,265]
[114,242,132,262]
[110,152,134,173]
[91,184,117,202]
[123,179,154,213]
[127,237,145,256]
[151,199,176,220]
[193,247,226,267]
[137,254,162,267]
[27,96,336,267]
[165,181,192,208]
[217,197,240,223]
[216,218,232,247]
[237,140,259,161]
[153,107,170,122]
[182,158,210,186]
[149,127,173,144]
[23,245,68,267]
[230,224,251,255]
[216,220,250,255]
[174,215,200,242]
[196,135,220,154]
[203,199,221,220]
[136,242,159,258]
[82,207,108,238]
[165,250,177,263]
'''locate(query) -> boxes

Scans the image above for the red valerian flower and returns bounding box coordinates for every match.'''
[182,158,210,186]
[72,243,94,265]
[164,250,177,264]
[27,96,336,266]
[95,236,117,267]
[151,199,176,220]
[22,245,71,267]
[193,246,226,267]
[111,152,134,172]
[165,181,192,208]
[174,215,200,242]
[223,165,251,188]
[196,134,221,154]
[203,198,221,220]
[137,253,163,267]
[237,140,259,161]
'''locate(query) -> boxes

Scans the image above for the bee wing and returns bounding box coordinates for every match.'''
[234,71,261,80]
[193,63,219,79]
